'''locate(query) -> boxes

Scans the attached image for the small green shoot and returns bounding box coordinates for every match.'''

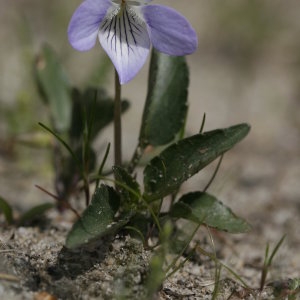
[165,223,201,279]
[0,196,13,224]
[207,225,222,300]
[260,234,286,291]
[196,246,251,289]
[212,263,222,300]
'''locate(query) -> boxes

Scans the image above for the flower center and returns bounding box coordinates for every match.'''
[100,1,148,57]
[112,0,148,7]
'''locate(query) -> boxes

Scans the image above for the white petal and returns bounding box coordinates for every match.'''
[99,5,150,84]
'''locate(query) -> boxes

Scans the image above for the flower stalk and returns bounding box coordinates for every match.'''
[114,69,122,167]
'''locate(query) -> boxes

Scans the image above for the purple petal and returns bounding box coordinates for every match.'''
[68,0,112,51]
[99,7,150,84]
[142,5,198,56]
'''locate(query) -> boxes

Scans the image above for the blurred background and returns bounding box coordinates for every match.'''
[0,0,299,276]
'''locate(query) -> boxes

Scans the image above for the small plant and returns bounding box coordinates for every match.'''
[260,235,286,291]
[32,43,252,251]
[0,0,255,297]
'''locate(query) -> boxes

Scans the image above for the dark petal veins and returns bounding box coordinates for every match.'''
[99,4,150,84]
[122,10,131,55]
[101,6,143,54]
[125,9,137,45]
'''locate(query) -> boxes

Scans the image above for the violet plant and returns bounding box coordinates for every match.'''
[0,0,252,290]
[61,0,251,249]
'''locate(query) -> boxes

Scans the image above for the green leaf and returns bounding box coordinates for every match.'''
[66,185,125,249]
[18,203,54,226]
[69,87,129,143]
[0,196,13,224]
[139,49,189,146]
[35,44,72,132]
[113,166,141,207]
[170,192,251,233]
[144,123,250,201]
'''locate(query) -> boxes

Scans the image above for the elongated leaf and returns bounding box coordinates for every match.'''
[139,50,189,146]
[144,124,250,201]
[35,44,72,132]
[170,192,251,233]
[0,196,13,224]
[66,185,122,249]
[19,203,54,225]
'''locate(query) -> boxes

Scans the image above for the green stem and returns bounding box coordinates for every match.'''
[203,154,224,193]
[199,112,206,134]
[127,142,146,173]
[114,69,122,167]
[95,143,111,189]
[165,224,200,276]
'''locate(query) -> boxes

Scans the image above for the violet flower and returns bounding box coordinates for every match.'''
[68,0,198,84]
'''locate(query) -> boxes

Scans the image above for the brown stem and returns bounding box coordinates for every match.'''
[114,69,122,167]
[35,184,80,218]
